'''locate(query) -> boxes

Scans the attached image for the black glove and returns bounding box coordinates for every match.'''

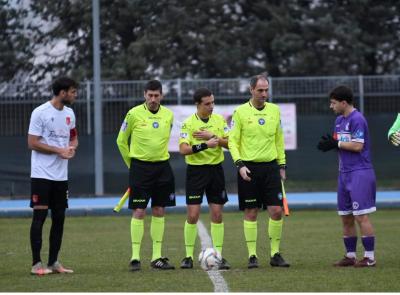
[317,134,338,152]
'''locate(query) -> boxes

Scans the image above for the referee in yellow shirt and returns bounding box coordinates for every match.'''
[178,88,230,270]
[116,80,175,271]
[229,74,290,268]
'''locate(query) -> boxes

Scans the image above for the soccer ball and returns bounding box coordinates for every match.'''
[198,247,222,271]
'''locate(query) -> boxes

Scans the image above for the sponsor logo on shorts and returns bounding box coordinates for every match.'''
[133,199,146,203]
[278,193,283,200]
[169,193,175,201]
[258,118,265,125]
[188,195,201,199]
[245,199,257,203]
[152,122,159,128]
[32,194,39,203]
[352,201,359,210]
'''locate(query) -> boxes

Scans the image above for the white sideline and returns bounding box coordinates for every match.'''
[197,220,229,293]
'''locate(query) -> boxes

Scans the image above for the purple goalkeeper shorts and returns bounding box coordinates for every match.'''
[337,169,376,216]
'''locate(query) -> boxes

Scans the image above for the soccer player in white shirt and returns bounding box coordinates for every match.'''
[28,77,78,275]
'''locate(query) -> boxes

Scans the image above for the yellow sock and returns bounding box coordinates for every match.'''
[211,222,224,254]
[268,218,283,257]
[244,220,257,257]
[150,216,165,261]
[184,221,197,258]
[130,218,144,261]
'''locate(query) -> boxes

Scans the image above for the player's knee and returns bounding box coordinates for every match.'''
[133,209,146,219]
[152,206,165,217]
[187,214,199,224]
[210,212,222,223]
[32,209,48,226]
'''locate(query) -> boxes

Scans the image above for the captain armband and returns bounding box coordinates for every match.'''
[192,143,208,153]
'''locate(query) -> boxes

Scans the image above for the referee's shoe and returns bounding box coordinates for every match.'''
[151,257,175,270]
[270,253,290,267]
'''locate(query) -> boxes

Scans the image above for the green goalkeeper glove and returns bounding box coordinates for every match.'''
[388,113,400,147]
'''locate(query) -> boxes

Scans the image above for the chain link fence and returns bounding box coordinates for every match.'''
[1,75,399,136]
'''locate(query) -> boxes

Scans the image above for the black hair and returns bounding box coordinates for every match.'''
[250,74,269,89]
[144,79,162,93]
[193,87,212,104]
[52,77,78,96]
[329,85,353,104]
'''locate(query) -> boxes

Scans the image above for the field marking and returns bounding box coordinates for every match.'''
[197,220,229,293]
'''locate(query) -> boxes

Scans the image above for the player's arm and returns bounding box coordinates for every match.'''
[339,120,366,153]
[337,141,363,152]
[275,111,286,180]
[28,135,74,159]
[116,112,133,168]
[228,110,251,181]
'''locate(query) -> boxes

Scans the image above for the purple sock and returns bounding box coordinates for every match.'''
[361,236,375,252]
[343,236,357,253]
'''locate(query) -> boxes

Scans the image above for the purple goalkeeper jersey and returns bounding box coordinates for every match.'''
[333,109,373,172]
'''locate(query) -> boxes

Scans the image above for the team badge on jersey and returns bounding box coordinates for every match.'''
[153,122,159,128]
[258,118,265,125]
[66,116,71,125]
[120,120,128,131]
[180,132,188,139]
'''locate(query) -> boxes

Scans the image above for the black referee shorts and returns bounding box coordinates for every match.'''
[185,163,228,205]
[30,178,69,209]
[238,160,283,211]
[128,159,176,209]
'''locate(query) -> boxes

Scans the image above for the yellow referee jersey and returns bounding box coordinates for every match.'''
[228,100,286,165]
[116,103,174,167]
[179,113,229,165]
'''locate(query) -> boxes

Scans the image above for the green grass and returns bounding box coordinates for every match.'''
[1,210,399,292]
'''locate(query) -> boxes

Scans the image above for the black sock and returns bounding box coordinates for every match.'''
[48,208,65,266]
[30,209,48,265]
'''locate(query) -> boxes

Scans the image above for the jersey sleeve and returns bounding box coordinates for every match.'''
[350,117,367,143]
[28,108,43,136]
[222,116,229,138]
[388,113,400,139]
[228,109,242,163]
[179,119,191,145]
[275,109,286,165]
[116,111,134,168]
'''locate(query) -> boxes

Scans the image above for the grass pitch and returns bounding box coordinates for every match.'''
[1,210,399,292]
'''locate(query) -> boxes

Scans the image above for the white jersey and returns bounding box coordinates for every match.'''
[28,101,76,181]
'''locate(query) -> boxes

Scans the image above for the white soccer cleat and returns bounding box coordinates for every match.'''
[48,261,74,274]
[31,262,53,275]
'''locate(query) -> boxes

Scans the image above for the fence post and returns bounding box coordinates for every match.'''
[177,78,182,105]
[269,76,273,102]
[358,75,364,114]
[86,81,92,135]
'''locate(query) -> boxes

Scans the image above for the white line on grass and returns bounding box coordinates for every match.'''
[197,220,229,293]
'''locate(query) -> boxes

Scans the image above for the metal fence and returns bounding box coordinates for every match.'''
[1,75,399,136]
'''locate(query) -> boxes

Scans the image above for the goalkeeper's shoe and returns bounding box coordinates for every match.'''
[248,255,259,269]
[31,262,52,275]
[129,259,141,272]
[333,256,356,267]
[151,257,175,270]
[48,261,74,274]
[218,258,231,270]
[354,257,376,268]
[270,253,290,267]
[180,257,193,269]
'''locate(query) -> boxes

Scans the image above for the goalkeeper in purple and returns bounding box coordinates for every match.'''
[317,85,376,268]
